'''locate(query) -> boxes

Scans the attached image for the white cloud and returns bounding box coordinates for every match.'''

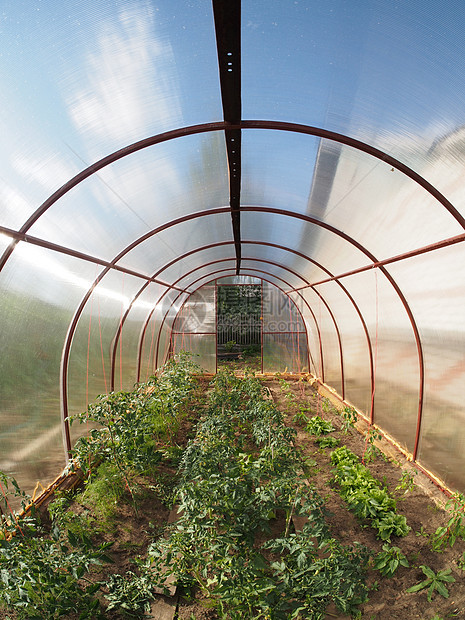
[67,2,182,152]
[0,181,33,226]
[11,151,78,193]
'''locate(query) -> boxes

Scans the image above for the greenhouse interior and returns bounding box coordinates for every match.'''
[2,1,465,618]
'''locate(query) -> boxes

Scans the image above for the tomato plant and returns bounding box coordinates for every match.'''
[141,371,371,619]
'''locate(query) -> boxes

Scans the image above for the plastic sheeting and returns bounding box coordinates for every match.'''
[171,285,216,373]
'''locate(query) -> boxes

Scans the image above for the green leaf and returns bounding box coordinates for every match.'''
[406,579,430,593]
[434,581,450,599]
[427,582,435,602]
[420,565,436,579]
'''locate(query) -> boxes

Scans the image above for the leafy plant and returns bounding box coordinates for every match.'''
[0,518,112,618]
[362,426,383,463]
[70,353,199,515]
[292,410,309,426]
[340,406,358,434]
[105,570,154,617]
[395,470,417,495]
[278,378,294,411]
[77,462,127,521]
[140,372,371,619]
[431,492,465,551]
[406,565,456,601]
[321,397,332,413]
[331,446,410,541]
[305,416,335,436]
[315,435,340,449]
[373,513,410,541]
[373,544,409,577]
[0,471,33,538]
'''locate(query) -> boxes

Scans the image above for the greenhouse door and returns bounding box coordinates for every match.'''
[216,281,263,372]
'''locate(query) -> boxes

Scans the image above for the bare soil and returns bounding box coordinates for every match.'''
[267,378,465,620]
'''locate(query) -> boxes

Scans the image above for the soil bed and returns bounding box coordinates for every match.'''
[266,377,465,619]
[1,372,465,619]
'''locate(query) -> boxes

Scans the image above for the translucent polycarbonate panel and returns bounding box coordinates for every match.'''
[262,282,305,333]
[159,245,238,287]
[289,292,321,377]
[263,334,308,374]
[299,288,342,395]
[157,321,173,370]
[139,289,186,378]
[112,281,166,389]
[172,286,216,334]
[182,261,236,291]
[241,259,303,291]
[242,130,319,215]
[240,211,368,277]
[418,336,465,492]
[113,318,145,392]
[242,243,328,285]
[217,276,261,285]
[308,140,463,259]
[240,271,296,293]
[119,211,233,277]
[186,270,283,294]
[171,284,216,373]
[0,246,101,495]
[29,132,229,265]
[339,270,420,453]
[0,234,13,254]
[387,244,465,491]
[172,334,216,374]
[67,271,147,432]
[243,1,465,196]
[0,1,221,224]
[424,129,465,219]
[313,281,372,415]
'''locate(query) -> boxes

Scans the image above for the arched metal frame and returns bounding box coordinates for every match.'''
[111,240,374,416]
[157,259,317,373]
[59,203,425,458]
[153,263,315,376]
[165,268,313,376]
[136,257,322,386]
[1,122,463,462]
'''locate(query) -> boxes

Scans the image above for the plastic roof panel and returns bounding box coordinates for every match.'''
[118,211,233,277]
[27,132,229,262]
[241,130,319,214]
[243,1,465,185]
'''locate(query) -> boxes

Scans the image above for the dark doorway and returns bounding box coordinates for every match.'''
[216,283,262,371]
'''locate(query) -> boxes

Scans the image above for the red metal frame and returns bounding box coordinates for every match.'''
[111,237,374,404]
[157,263,317,376]
[8,118,454,458]
[165,269,311,375]
[118,239,371,400]
[60,199,418,456]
